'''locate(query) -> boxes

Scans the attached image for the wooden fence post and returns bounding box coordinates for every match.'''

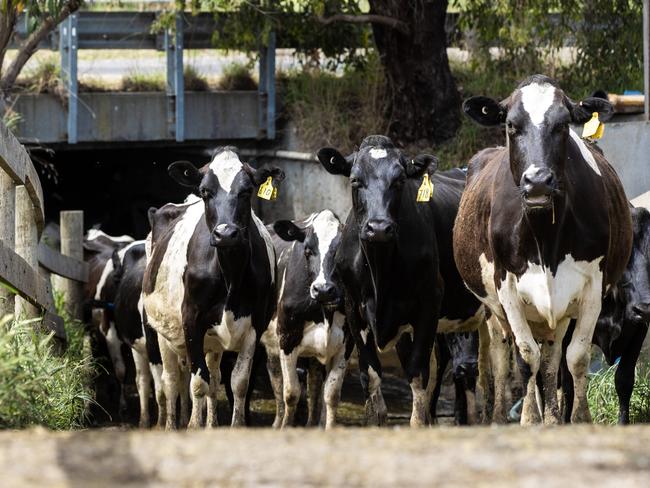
[14,185,39,319]
[60,211,84,321]
[0,171,16,317]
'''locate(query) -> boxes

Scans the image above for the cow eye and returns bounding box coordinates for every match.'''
[200,188,213,199]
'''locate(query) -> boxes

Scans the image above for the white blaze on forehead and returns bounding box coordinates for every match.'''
[309,210,341,296]
[520,82,557,127]
[369,148,387,159]
[208,150,243,192]
[569,129,602,176]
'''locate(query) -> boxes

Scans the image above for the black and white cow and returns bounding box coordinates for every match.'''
[142,147,282,429]
[455,74,632,424]
[317,135,485,426]
[561,206,650,424]
[261,210,352,429]
[83,230,135,416]
[111,239,166,428]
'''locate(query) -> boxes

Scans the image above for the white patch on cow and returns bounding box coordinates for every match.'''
[309,210,340,298]
[498,254,603,332]
[209,310,253,352]
[116,239,146,265]
[369,148,387,159]
[105,322,125,381]
[377,323,413,353]
[474,253,503,318]
[360,328,369,344]
[209,149,242,192]
[94,259,114,301]
[569,129,602,176]
[85,229,134,243]
[294,312,346,364]
[252,211,276,283]
[520,82,557,127]
[143,201,205,350]
[522,164,542,180]
[133,336,147,355]
[437,306,486,334]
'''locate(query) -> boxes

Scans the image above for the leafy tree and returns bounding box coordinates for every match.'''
[197,0,460,146]
[0,0,82,98]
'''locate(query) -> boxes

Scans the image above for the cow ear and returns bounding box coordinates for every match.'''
[168,161,202,188]
[405,154,439,178]
[147,207,157,230]
[244,164,285,186]
[570,97,614,123]
[273,220,306,242]
[463,96,507,126]
[317,147,353,177]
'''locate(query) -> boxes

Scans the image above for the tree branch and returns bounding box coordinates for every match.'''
[1,0,82,94]
[316,14,410,36]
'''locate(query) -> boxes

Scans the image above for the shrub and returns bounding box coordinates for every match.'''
[184,65,209,91]
[120,71,165,92]
[588,363,650,424]
[0,296,95,429]
[217,63,257,91]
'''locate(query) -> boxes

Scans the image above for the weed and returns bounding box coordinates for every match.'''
[588,362,650,424]
[217,63,257,91]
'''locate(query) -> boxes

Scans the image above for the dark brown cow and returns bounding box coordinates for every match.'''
[454,75,632,424]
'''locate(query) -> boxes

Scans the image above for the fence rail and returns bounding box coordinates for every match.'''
[0,120,87,341]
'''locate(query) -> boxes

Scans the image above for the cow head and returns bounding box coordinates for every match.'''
[463,74,613,211]
[619,207,650,324]
[448,332,479,386]
[274,210,343,307]
[168,147,284,248]
[317,135,438,244]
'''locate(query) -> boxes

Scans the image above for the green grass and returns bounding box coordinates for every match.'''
[587,362,650,424]
[121,66,210,92]
[217,62,257,91]
[0,295,95,430]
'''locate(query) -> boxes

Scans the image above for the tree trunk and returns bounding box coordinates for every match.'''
[369,0,460,146]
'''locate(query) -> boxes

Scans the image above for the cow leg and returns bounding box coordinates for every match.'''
[323,347,347,429]
[306,359,324,427]
[266,352,284,428]
[187,342,210,429]
[231,328,257,427]
[132,345,152,428]
[466,380,478,425]
[206,351,223,428]
[150,361,166,428]
[615,323,648,424]
[104,319,127,418]
[486,315,510,424]
[429,335,450,423]
[540,318,570,425]
[179,361,191,428]
[567,284,602,423]
[159,335,180,430]
[477,318,492,424]
[280,349,300,428]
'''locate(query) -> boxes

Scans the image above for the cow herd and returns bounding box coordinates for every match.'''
[83,75,650,430]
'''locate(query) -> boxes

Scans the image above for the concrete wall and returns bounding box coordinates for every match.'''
[14,91,260,143]
[595,120,650,200]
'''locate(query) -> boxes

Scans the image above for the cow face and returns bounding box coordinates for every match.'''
[448,332,479,386]
[168,147,284,247]
[620,207,650,324]
[274,210,343,307]
[463,74,613,211]
[317,135,438,244]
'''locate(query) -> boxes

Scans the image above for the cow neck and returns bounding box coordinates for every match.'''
[360,239,395,322]
[215,230,252,294]
[518,191,569,269]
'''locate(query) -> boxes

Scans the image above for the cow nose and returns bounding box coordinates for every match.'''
[632,302,650,321]
[362,219,396,242]
[310,281,337,303]
[521,168,555,200]
[212,224,240,246]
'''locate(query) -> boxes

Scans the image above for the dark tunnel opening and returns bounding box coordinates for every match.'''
[32,143,218,239]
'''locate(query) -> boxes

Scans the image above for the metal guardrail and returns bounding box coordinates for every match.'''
[0,120,88,339]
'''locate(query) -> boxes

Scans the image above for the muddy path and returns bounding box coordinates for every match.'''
[2,425,649,487]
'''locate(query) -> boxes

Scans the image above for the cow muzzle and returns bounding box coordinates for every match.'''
[521,167,556,208]
[310,281,340,307]
[631,302,650,322]
[361,219,396,243]
[211,223,242,247]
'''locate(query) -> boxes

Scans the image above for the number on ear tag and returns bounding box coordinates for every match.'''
[582,112,605,140]
[257,176,276,200]
[416,174,434,202]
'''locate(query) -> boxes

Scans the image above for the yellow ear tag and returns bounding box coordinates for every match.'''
[416,174,434,202]
[257,176,276,201]
[582,112,604,140]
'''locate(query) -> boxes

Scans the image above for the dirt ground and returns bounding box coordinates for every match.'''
[1,425,649,487]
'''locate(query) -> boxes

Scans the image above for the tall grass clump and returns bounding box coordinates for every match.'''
[121,71,165,92]
[281,54,388,154]
[587,363,650,424]
[0,296,95,429]
[217,63,257,91]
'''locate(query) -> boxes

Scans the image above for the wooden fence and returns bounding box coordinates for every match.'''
[0,120,87,341]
